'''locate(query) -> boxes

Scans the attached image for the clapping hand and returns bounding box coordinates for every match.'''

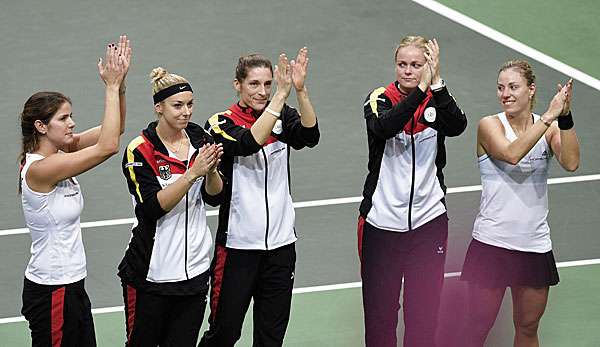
[274,53,293,99]
[291,47,309,92]
[98,35,130,88]
[424,39,441,84]
[556,79,573,116]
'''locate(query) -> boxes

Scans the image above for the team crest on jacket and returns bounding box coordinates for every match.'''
[424,107,437,122]
[158,164,172,180]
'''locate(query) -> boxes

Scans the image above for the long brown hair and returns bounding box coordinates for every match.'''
[18,91,71,192]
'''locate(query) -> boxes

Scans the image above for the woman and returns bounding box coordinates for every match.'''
[19,35,131,347]
[461,60,579,346]
[358,36,467,347]
[199,48,319,347]
[119,67,224,346]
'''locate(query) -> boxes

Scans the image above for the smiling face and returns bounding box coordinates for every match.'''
[155,91,194,131]
[234,66,272,111]
[395,45,426,94]
[497,67,536,115]
[42,101,76,148]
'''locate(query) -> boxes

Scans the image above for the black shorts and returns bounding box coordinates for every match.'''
[461,238,559,288]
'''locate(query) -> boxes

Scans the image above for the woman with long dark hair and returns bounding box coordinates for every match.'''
[19,35,131,347]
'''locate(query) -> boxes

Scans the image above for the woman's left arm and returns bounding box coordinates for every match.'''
[292,47,317,129]
[424,38,467,137]
[69,36,131,151]
[547,80,580,171]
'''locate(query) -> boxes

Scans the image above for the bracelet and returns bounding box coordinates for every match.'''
[184,172,198,184]
[265,107,281,118]
[558,112,574,130]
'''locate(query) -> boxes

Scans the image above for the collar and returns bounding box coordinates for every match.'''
[141,121,210,157]
[394,81,410,97]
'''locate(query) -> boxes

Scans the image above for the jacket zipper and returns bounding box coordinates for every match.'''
[408,116,416,231]
[262,148,270,250]
[184,160,190,280]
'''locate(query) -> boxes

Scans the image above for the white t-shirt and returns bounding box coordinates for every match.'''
[21,153,87,284]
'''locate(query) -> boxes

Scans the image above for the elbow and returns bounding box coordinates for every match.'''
[99,141,120,156]
[564,161,579,172]
[505,155,521,166]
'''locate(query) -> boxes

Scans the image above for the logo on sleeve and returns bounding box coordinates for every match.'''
[272,119,283,135]
[424,107,437,123]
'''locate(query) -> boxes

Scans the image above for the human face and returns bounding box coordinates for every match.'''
[497,68,535,116]
[44,102,75,147]
[395,45,426,94]
[234,67,272,111]
[155,91,194,131]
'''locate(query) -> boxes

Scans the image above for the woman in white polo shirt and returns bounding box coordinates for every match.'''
[18,36,130,347]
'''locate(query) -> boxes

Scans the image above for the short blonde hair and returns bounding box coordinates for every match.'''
[394,35,428,60]
[149,67,189,95]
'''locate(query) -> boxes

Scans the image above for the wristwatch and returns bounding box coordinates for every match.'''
[430,79,446,92]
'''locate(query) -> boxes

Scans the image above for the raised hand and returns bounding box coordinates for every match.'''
[546,83,569,121]
[424,38,441,84]
[556,79,573,116]
[207,143,223,174]
[419,60,433,90]
[116,35,132,84]
[189,143,219,179]
[291,47,309,91]
[98,37,128,88]
[274,53,293,99]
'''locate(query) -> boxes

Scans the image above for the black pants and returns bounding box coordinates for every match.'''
[199,243,296,347]
[122,281,209,347]
[21,277,96,347]
[359,213,448,347]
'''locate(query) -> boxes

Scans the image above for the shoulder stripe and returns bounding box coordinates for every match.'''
[208,111,237,142]
[369,87,387,117]
[126,136,146,203]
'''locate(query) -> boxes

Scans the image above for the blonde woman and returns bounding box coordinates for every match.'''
[461,60,579,346]
[119,68,223,346]
[358,36,467,346]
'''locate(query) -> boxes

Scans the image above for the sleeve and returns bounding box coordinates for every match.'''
[364,87,428,139]
[122,139,168,221]
[423,87,467,137]
[200,171,227,207]
[205,112,262,156]
[280,104,320,150]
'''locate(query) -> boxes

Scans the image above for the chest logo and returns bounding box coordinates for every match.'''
[158,164,172,180]
[424,107,437,123]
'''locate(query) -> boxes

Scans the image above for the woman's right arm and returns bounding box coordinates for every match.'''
[27,38,130,191]
[365,58,432,140]
[478,84,568,164]
[364,88,428,140]
[250,53,293,145]
[156,143,222,212]
[67,36,132,151]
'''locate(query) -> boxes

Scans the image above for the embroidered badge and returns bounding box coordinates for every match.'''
[424,107,437,123]
[158,164,172,180]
